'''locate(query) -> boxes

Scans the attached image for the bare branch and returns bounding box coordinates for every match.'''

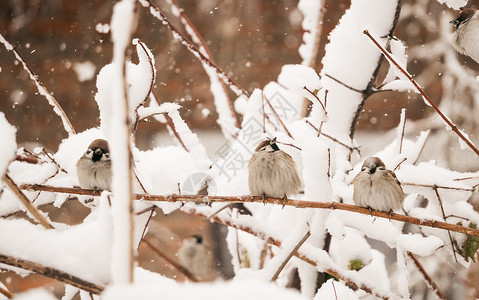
[0,254,104,294]
[407,252,446,300]
[137,0,249,98]
[270,231,311,281]
[19,184,479,238]
[0,285,13,299]
[433,186,458,263]
[364,30,479,157]
[0,34,76,135]
[166,0,239,131]
[141,238,197,282]
[305,120,358,152]
[262,93,294,139]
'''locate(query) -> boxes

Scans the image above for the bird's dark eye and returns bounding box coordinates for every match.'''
[86,149,92,154]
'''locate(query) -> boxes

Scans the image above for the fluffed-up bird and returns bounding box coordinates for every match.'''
[178,234,214,281]
[76,139,112,191]
[352,157,404,212]
[248,137,301,200]
[451,7,479,64]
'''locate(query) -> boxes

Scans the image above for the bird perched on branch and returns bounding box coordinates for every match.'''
[178,234,214,281]
[352,157,404,213]
[451,7,479,64]
[248,137,301,200]
[76,139,112,191]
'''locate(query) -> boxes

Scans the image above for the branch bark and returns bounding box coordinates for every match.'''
[0,254,104,294]
[3,175,54,229]
[19,184,479,238]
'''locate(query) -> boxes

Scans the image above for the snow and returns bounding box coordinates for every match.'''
[436,0,467,10]
[102,268,304,300]
[73,61,96,82]
[315,279,359,299]
[109,0,137,284]
[0,199,112,284]
[2,0,479,298]
[0,113,16,178]
[14,289,57,300]
[297,0,322,66]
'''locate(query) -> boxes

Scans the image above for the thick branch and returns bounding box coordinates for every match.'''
[0,254,104,294]
[19,184,479,237]
[3,175,54,229]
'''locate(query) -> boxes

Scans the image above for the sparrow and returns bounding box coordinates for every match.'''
[450,7,479,64]
[352,157,404,212]
[248,137,301,199]
[76,139,112,191]
[178,234,214,281]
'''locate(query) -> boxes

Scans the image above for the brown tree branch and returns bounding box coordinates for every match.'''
[137,0,249,98]
[166,0,239,131]
[0,285,13,299]
[364,29,479,157]
[407,252,446,300]
[19,184,479,238]
[3,175,54,229]
[0,34,76,135]
[305,120,359,152]
[141,238,197,282]
[270,231,311,281]
[262,93,294,139]
[0,254,104,294]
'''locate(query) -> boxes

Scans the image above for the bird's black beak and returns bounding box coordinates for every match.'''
[270,137,280,151]
[92,148,103,162]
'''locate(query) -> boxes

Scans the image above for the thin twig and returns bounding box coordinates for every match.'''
[137,0,249,97]
[303,86,326,114]
[364,29,479,157]
[332,280,339,300]
[402,182,474,192]
[0,254,104,294]
[142,238,198,282]
[150,92,190,152]
[271,231,311,281]
[3,174,54,229]
[166,0,239,130]
[324,73,363,94]
[393,158,407,171]
[407,252,446,300]
[275,141,302,151]
[140,206,156,241]
[305,120,358,152]
[262,93,294,139]
[0,34,76,135]
[19,184,479,238]
[398,109,406,155]
[433,186,458,263]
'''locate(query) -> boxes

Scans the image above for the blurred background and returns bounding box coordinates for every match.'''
[1,0,479,298]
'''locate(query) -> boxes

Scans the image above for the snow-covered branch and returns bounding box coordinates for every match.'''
[0,34,76,135]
